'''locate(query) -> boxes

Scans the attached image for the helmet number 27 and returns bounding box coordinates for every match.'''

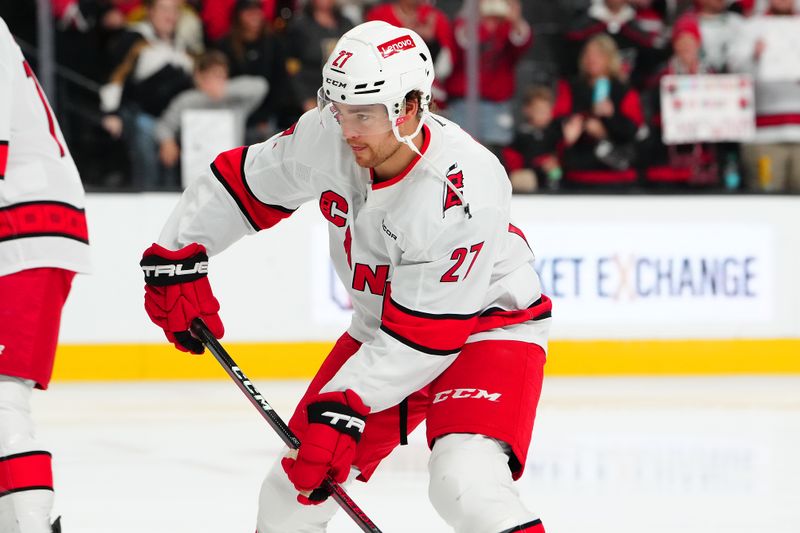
[332,50,354,68]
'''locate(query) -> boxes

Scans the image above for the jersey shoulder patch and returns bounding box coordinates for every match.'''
[442,163,465,214]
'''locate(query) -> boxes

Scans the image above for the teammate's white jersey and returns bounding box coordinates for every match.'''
[159,109,551,413]
[0,17,90,277]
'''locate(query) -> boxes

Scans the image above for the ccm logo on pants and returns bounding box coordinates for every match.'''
[432,389,502,404]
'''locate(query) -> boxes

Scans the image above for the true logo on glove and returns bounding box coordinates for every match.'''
[321,411,366,433]
[142,261,208,279]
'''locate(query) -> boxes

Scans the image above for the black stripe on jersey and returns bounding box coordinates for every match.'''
[0,232,90,244]
[389,298,478,321]
[210,161,262,231]
[0,486,54,498]
[481,297,544,317]
[498,519,543,533]
[0,450,52,463]
[239,146,295,214]
[380,325,461,356]
[0,200,85,213]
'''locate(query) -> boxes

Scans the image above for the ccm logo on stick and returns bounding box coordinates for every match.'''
[378,35,416,58]
[322,412,366,433]
[142,261,208,278]
[432,388,502,404]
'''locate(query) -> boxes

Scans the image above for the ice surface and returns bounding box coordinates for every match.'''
[32,377,800,532]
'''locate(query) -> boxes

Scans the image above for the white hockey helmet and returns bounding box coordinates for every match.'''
[318,21,435,142]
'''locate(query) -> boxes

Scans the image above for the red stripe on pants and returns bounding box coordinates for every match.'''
[0,451,53,496]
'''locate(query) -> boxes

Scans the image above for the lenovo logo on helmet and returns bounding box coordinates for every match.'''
[326,77,347,88]
[378,35,416,58]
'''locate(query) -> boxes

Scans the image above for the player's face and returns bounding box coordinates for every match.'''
[342,123,402,169]
[325,102,402,167]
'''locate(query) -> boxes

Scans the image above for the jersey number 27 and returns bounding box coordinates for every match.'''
[441,242,484,283]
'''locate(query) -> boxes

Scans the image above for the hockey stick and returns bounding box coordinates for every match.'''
[190,319,383,533]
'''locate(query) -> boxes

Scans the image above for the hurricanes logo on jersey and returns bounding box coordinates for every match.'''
[443,164,464,214]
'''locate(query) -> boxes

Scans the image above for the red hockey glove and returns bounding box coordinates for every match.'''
[281,389,369,505]
[140,243,224,354]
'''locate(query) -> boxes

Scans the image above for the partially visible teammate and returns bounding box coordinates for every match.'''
[0,17,91,533]
[141,21,549,532]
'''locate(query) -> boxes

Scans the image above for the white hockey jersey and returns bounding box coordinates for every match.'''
[159,109,551,413]
[0,17,90,277]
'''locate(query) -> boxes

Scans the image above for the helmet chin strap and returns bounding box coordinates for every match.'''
[393,111,472,219]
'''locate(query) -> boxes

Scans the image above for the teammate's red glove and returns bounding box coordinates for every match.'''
[140,243,224,354]
[282,389,369,505]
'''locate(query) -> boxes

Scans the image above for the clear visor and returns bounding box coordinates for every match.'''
[317,87,399,137]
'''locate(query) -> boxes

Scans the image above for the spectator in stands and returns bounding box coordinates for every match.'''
[285,0,353,116]
[125,0,205,55]
[502,86,563,193]
[732,0,800,191]
[201,0,276,43]
[217,0,287,142]
[691,0,746,72]
[155,51,268,171]
[366,0,454,103]
[642,14,719,186]
[731,0,758,14]
[553,34,645,188]
[447,0,532,153]
[563,0,668,87]
[100,0,194,189]
[630,0,669,39]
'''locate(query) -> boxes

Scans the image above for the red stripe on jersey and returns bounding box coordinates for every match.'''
[0,141,7,178]
[23,61,66,158]
[0,201,88,243]
[0,451,53,496]
[371,125,431,190]
[380,283,478,355]
[474,295,552,334]
[508,223,531,250]
[210,146,295,231]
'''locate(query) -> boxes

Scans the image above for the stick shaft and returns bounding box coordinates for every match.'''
[190,319,383,533]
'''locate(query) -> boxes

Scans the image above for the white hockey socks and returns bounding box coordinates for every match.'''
[428,433,542,533]
[256,451,356,533]
[0,377,55,533]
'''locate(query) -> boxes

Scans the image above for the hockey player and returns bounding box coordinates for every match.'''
[0,17,91,533]
[141,21,550,533]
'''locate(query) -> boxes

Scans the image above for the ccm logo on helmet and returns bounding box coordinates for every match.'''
[142,262,208,278]
[326,77,347,89]
[378,35,416,58]
[432,388,502,404]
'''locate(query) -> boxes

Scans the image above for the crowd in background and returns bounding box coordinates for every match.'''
[2,0,800,193]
